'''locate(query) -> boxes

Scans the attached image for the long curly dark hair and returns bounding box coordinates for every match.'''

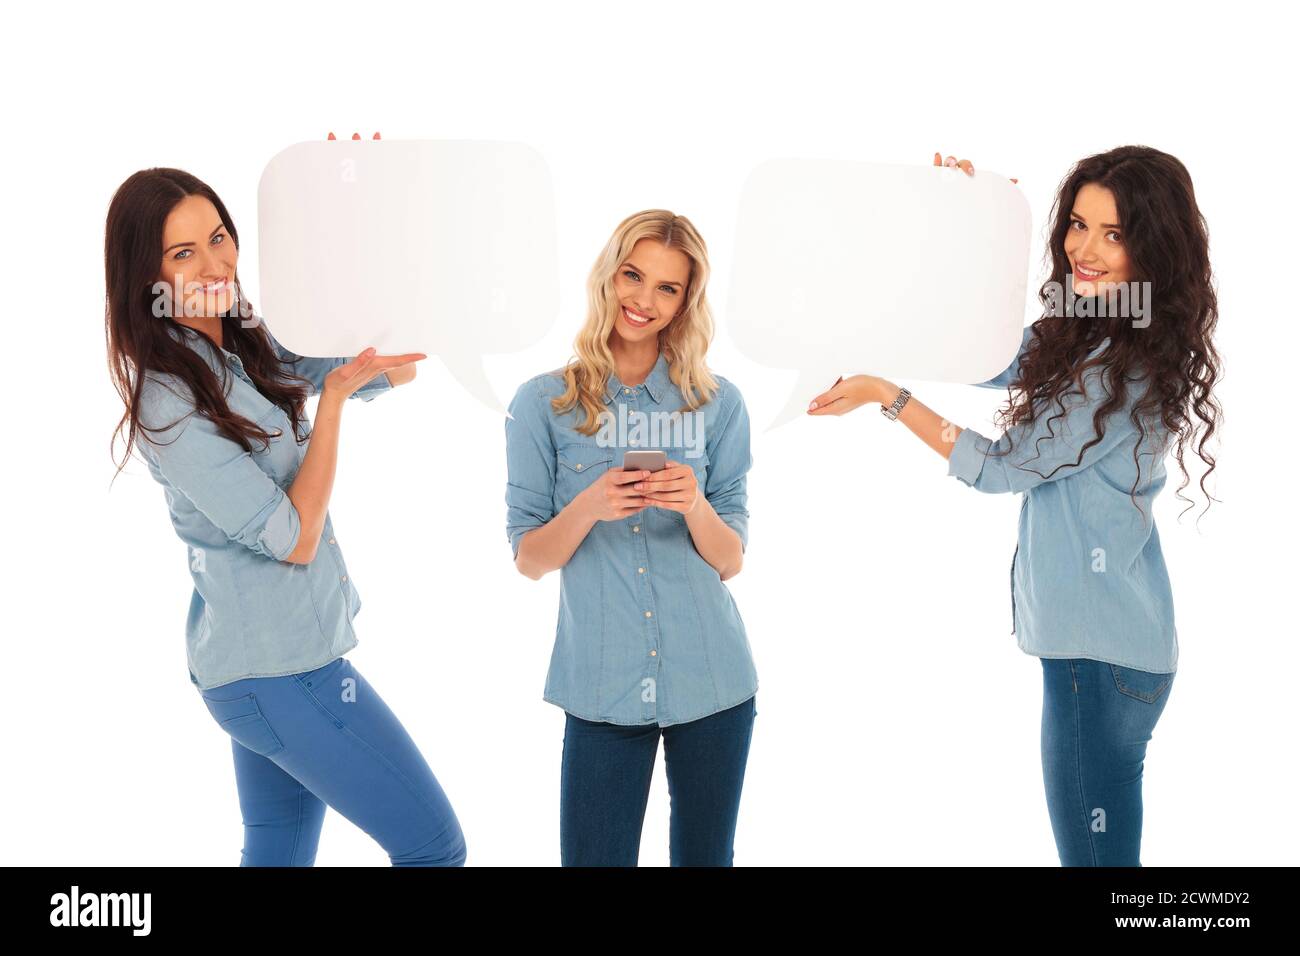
[995,145,1221,521]
[105,168,316,478]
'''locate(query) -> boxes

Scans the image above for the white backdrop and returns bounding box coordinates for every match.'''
[3,0,1295,866]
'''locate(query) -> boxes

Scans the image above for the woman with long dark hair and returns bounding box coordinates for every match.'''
[106,167,466,866]
[808,147,1221,865]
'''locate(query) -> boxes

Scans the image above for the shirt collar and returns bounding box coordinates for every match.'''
[603,352,671,405]
[166,321,237,361]
[165,320,246,370]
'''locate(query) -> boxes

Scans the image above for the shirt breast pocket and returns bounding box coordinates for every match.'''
[555,443,616,509]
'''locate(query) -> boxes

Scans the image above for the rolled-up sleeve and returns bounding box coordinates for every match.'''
[263,323,392,401]
[505,377,557,559]
[949,363,1135,495]
[704,386,752,552]
[137,380,303,560]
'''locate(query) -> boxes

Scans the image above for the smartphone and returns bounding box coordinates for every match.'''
[622,450,667,473]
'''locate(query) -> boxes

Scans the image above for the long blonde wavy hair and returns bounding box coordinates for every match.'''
[551,209,721,434]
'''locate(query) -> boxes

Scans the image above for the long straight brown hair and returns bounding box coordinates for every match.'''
[105,168,315,480]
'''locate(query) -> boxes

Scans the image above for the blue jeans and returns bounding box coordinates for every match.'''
[1040,658,1174,866]
[559,695,757,866]
[191,656,466,866]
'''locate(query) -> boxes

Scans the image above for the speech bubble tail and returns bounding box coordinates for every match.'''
[439,354,510,417]
[765,367,844,433]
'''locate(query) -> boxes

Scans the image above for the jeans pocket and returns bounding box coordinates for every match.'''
[200,691,286,757]
[1109,663,1174,704]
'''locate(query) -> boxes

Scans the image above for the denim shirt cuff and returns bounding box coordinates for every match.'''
[257,493,302,561]
[351,371,393,402]
[508,526,538,560]
[718,513,748,553]
[948,427,990,487]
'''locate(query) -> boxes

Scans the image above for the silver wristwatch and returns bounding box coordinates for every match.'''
[881,386,912,421]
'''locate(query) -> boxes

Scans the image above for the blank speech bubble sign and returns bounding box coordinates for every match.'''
[257,139,560,416]
[727,158,1032,431]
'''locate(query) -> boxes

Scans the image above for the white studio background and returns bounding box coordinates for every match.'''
[2,1,1294,866]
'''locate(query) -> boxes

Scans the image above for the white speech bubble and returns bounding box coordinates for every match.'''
[727,158,1032,430]
[256,139,560,416]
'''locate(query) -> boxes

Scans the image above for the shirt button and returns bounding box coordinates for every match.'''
[624,387,631,394]
[638,567,645,574]
[644,610,652,618]
[650,650,657,657]
[632,525,640,533]
[328,537,336,545]
[575,463,583,471]
[341,575,347,583]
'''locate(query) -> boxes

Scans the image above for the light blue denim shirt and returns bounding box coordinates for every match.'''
[949,324,1177,673]
[135,320,392,690]
[505,352,758,727]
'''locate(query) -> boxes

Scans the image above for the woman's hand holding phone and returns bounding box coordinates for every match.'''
[578,467,652,522]
[634,460,700,516]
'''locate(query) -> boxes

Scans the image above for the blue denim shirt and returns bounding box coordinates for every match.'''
[505,352,758,727]
[136,320,392,690]
[949,324,1177,673]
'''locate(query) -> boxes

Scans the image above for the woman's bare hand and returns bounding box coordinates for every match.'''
[577,465,652,522]
[322,347,427,402]
[634,460,700,515]
[807,374,892,415]
[933,150,1018,184]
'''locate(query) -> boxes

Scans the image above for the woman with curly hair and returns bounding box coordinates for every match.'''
[808,147,1221,865]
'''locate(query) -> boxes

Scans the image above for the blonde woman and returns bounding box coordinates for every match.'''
[505,210,758,866]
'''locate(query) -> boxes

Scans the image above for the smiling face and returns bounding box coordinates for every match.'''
[1063,182,1133,295]
[158,194,237,318]
[610,238,690,346]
